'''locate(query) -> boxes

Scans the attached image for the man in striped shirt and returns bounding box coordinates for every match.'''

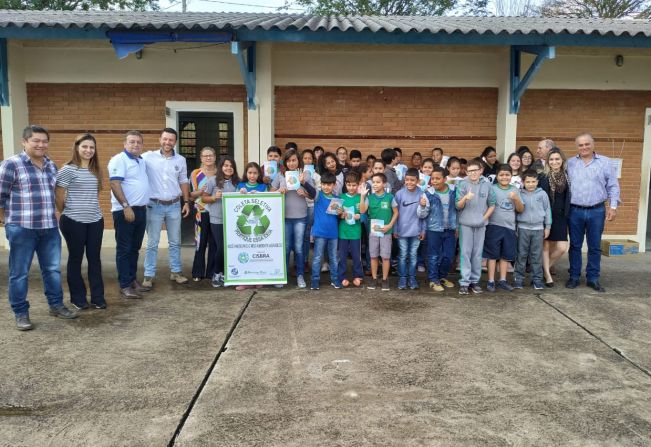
[0,125,78,331]
[566,133,621,292]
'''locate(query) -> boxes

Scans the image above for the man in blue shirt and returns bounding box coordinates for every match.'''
[0,125,78,330]
[566,133,621,292]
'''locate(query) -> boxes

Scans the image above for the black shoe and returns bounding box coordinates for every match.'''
[132,280,151,293]
[545,281,554,288]
[15,315,34,331]
[49,306,78,319]
[586,281,605,292]
[91,301,107,309]
[565,278,580,289]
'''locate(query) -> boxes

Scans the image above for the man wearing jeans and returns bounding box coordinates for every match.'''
[0,125,78,330]
[141,128,191,289]
[566,133,620,292]
[108,130,150,298]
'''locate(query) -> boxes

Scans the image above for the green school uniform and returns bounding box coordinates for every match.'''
[338,193,362,240]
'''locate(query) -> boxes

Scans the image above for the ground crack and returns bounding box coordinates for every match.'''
[167,290,257,446]
[534,293,651,379]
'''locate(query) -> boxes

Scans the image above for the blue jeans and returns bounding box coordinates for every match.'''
[6,224,64,317]
[303,205,314,266]
[311,237,339,287]
[397,236,420,281]
[113,206,147,289]
[568,205,605,282]
[427,230,456,283]
[286,218,306,277]
[144,201,183,277]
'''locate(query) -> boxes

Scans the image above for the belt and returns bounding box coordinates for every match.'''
[150,197,180,206]
[571,203,604,210]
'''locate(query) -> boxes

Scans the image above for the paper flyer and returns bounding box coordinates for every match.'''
[344,206,356,225]
[418,173,430,191]
[264,160,278,181]
[285,171,300,190]
[326,198,343,215]
[371,219,385,237]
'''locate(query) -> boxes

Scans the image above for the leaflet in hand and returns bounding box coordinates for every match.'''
[371,219,385,237]
[344,206,356,225]
[418,173,430,191]
[264,160,278,180]
[395,164,408,181]
[285,171,300,190]
[440,155,450,168]
[326,198,343,215]
[303,164,315,177]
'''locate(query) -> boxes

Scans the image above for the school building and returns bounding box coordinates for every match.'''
[0,11,650,250]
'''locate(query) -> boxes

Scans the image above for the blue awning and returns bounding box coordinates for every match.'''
[108,30,232,59]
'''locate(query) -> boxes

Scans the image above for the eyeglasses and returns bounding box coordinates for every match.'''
[467,169,480,173]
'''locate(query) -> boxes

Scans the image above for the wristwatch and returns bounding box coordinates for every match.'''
[122,202,130,208]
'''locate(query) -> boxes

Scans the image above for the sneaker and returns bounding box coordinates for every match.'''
[533,281,545,290]
[512,278,524,289]
[417,265,426,273]
[469,283,483,294]
[71,302,90,310]
[486,281,496,293]
[440,278,455,288]
[331,282,342,289]
[297,275,307,288]
[15,315,33,331]
[459,285,469,295]
[211,273,223,288]
[91,302,107,310]
[170,272,189,284]
[397,277,407,290]
[141,276,154,290]
[367,279,377,290]
[48,306,78,319]
[429,282,444,292]
[497,280,514,292]
[310,284,320,290]
[274,284,284,288]
[381,279,390,291]
[408,278,419,290]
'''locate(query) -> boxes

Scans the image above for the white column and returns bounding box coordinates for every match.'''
[248,42,274,165]
[638,108,651,252]
[0,41,28,248]
[1,41,28,161]
[495,50,518,163]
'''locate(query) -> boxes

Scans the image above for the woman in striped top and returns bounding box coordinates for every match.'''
[189,147,218,282]
[55,134,105,309]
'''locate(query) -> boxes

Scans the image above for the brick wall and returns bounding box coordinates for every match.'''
[517,90,651,236]
[27,83,247,228]
[274,86,499,162]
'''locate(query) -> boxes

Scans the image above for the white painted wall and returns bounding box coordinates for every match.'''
[21,41,242,84]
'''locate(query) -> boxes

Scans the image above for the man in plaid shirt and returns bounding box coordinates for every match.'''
[0,125,78,331]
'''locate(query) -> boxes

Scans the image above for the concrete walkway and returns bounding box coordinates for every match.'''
[0,250,650,446]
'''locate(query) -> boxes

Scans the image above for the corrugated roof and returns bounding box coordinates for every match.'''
[0,10,649,37]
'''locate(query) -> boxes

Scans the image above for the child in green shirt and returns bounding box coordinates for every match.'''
[338,171,364,287]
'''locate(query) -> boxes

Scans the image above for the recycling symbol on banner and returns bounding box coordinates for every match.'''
[237,204,270,236]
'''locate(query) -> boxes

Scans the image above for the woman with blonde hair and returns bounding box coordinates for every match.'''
[55,133,105,309]
[539,147,571,287]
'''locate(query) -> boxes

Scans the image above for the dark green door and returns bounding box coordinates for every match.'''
[178,112,234,245]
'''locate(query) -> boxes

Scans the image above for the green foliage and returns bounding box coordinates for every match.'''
[539,0,651,18]
[292,0,456,16]
[0,0,158,11]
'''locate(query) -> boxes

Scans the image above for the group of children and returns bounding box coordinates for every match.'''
[200,143,552,294]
